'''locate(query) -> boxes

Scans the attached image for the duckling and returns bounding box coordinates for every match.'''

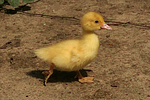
[35,12,112,86]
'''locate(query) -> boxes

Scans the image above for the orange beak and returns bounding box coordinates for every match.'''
[101,23,112,30]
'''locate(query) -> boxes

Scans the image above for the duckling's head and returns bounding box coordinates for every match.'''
[81,12,112,32]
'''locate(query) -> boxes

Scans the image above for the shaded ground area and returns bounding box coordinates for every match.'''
[0,0,150,99]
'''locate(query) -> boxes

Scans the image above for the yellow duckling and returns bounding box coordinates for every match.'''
[35,12,112,86]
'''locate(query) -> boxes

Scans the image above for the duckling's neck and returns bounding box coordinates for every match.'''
[81,31,99,47]
[82,30,99,40]
[82,30,95,35]
[80,30,99,59]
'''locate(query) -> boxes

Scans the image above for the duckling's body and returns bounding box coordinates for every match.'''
[35,12,112,85]
[36,33,99,71]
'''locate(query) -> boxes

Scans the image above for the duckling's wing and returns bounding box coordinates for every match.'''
[71,47,83,63]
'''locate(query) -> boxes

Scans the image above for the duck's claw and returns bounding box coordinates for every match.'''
[78,77,94,83]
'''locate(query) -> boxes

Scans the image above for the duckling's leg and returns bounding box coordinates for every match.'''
[76,70,94,83]
[42,63,54,86]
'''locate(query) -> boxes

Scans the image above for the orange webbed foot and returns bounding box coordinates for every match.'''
[79,77,94,83]
[42,63,54,86]
[76,70,94,83]
[42,69,50,76]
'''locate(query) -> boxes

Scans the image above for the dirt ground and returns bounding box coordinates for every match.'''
[0,0,150,100]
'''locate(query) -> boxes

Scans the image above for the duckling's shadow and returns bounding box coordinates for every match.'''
[26,69,92,83]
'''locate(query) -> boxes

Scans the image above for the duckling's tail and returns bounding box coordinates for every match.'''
[35,47,51,62]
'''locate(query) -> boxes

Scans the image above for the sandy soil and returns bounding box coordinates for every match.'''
[0,0,150,100]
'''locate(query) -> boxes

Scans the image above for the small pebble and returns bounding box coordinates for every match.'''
[106,35,110,38]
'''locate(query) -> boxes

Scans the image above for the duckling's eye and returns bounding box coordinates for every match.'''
[95,20,99,23]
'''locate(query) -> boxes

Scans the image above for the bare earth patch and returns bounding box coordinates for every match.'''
[0,0,150,100]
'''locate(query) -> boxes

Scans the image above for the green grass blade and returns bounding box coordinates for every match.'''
[0,0,4,4]
[8,0,20,8]
[22,0,34,3]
